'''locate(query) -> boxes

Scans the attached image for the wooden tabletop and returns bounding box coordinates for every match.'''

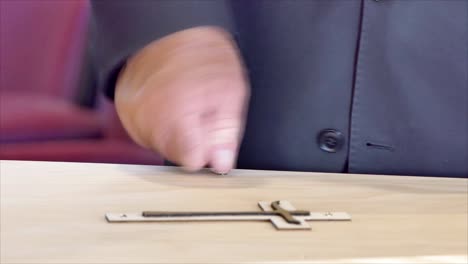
[1,160,467,263]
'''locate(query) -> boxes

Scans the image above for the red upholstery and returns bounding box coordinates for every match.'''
[0,0,163,165]
[0,140,162,165]
[0,93,102,143]
[0,0,88,98]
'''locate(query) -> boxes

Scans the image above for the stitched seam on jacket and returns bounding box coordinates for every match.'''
[348,0,369,172]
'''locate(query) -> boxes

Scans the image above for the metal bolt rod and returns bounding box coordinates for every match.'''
[142,201,310,224]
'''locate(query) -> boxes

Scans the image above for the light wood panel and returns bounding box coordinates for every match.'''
[1,160,467,263]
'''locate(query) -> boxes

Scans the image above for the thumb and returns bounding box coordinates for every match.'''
[207,117,242,174]
[204,93,248,174]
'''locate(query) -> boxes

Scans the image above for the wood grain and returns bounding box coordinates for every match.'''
[1,160,467,263]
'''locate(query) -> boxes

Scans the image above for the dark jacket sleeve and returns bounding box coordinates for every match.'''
[90,0,235,99]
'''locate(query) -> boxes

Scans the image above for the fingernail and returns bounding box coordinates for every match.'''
[210,168,227,175]
[211,149,234,175]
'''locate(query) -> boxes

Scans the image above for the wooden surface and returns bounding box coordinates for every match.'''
[1,160,467,263]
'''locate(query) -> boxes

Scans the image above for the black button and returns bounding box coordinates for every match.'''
[317,129,344,153]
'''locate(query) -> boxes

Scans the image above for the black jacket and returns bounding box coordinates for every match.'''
[90,0,468,177]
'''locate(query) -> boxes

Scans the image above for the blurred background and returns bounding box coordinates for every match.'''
[0,0,163,165]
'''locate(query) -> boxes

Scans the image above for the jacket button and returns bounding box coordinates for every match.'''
[317,129,344,153]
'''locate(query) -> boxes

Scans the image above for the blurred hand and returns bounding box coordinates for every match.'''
[115,26,249,174]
